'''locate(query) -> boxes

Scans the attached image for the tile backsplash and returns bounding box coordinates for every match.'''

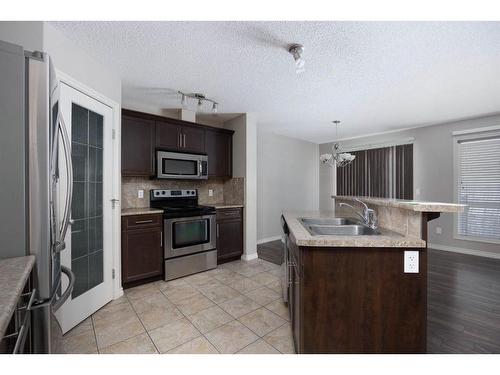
[122,177,244,209]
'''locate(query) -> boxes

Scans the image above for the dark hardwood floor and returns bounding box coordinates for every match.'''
[257,240,500,353]
[428,249,500,353]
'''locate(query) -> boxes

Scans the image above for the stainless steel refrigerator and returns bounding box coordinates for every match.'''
[0,40,75,353]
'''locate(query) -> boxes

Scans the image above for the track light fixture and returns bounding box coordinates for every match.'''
[288,43,305,74]
[178,91,219,114]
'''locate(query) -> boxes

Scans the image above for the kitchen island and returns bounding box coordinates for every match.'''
[282,196,465,354]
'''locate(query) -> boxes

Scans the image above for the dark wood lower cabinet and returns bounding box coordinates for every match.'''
[121,214,163,288]
[216,208,243,264]
[288,238,427,354]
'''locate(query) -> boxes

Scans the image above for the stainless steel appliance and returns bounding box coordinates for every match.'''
[280,215,290,304]
[150,189,217,280]
[156,150,208,180]
[0,40,74,353]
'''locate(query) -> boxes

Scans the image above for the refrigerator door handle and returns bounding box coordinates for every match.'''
[54,112,73,253]
[52,266,75,312]
[49,115,60,251]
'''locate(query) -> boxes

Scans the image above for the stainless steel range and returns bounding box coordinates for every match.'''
[150,189,217,281]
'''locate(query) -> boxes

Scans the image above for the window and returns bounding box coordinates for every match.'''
[336,144,413,199]
[455,134,500,242]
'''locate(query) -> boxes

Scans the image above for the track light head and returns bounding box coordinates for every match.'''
[288,43,305,74]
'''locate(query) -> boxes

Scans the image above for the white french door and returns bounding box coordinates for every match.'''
[56,82,114,333]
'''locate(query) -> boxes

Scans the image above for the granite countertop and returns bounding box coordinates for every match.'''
[214,203,244,209]
[0,256,35,338]
[283,211,426,248]
[121,207,164,216]
[332,196,466,213]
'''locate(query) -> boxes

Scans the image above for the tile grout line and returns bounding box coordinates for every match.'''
[152,282,212,353]
[179,274,288,353]
[104,259,285,354]
[90,315,100,354]
[159,266,265,353]
[123,292,162,354]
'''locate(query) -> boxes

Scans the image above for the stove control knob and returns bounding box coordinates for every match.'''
[162,191,166,195]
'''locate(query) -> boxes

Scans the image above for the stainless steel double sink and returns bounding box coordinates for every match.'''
[299,217,381,236]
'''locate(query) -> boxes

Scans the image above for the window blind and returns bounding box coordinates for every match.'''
[336,144,413,200]
[457,136,500,240]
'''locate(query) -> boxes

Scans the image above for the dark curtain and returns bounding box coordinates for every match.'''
[336,144,413,199]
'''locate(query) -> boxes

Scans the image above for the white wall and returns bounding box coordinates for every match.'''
[319,114,500,256]
[43,23,121,104]
[0,21,43,52]
[257,130,319,242]
[0,22,121,105]
[224,114,258,260]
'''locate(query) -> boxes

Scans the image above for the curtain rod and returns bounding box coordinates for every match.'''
[341,137,415,153]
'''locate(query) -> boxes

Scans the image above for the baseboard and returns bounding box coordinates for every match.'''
[428,242,500,260]
[241,253,258,261]
[257,235,282,245]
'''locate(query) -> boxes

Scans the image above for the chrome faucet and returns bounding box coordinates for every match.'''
[338,198,378,229]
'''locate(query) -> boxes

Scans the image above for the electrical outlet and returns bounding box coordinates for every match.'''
[208,189,213,197]
[415,187,421,198]
[138,189,144,199]
[404,251,419,273]
[435,226,442,235]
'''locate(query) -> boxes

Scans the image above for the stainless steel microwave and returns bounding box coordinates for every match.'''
[156,151,208,179]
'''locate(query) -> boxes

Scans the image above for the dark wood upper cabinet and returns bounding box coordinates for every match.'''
[121,115,155,176]
[122,109,233,177]
[156,120,181,150]
[156,118,205,153]
[205,129,232,178]
[181,126,205,153]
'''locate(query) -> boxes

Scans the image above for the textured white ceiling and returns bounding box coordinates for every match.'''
[51,21,500,143]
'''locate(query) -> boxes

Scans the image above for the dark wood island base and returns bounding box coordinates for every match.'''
[288,241,427,353]
[284,197,465,354]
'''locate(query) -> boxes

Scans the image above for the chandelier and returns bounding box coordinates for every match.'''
[319,121,356,168]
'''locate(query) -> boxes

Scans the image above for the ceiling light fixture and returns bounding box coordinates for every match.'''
[320,121,356,168]
[178,91,219,114]
[288,43,305,74]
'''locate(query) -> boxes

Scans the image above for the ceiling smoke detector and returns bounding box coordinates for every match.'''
[288,43,305,74]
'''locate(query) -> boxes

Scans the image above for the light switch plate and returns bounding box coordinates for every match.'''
[208,189,213,197]
[435,226,442,234]
[138,189,144,199]
[404,251,419,273]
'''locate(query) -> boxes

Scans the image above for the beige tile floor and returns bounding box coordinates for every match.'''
[62,258,295,354]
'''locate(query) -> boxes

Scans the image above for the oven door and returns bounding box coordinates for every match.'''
[157,151,203,179]
[164,215,216,258]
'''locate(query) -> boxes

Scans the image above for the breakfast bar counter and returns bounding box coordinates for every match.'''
[282,197,466,354]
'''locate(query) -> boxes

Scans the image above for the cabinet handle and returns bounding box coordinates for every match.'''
[160,232,163,247]
[183,134,186,148]
[134,219,153,224]
[216,223,219,238]
[178,133,182,148]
